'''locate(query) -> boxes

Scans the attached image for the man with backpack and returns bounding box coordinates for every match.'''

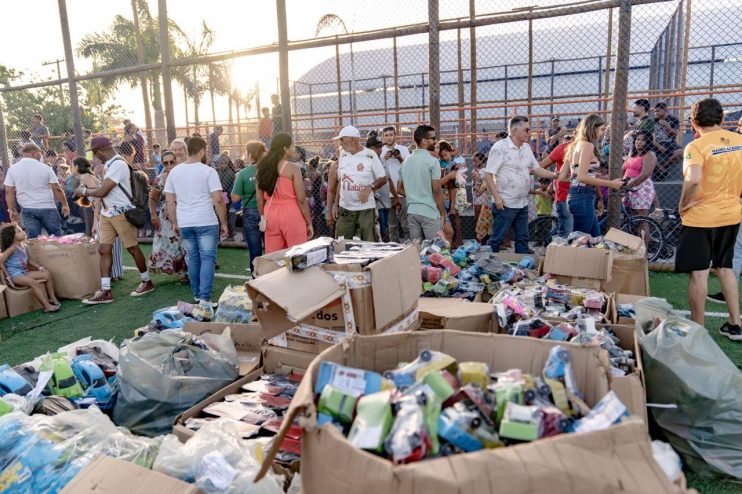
[75,136,154,304]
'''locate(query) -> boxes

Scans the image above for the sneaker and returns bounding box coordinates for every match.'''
[707,292,726,304]
[719,322,742,341]
[82,290,113,305]
[199,299,219,309]
[130,280,155,297]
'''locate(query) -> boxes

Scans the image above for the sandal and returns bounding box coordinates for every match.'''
[44,305,61,313]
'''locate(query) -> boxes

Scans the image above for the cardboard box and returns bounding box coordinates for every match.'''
[172,344,315,442]
[417,297,494,332]
[61,455,199,493]
[248,244,421,352]
[0,285,8,320]
[28,240,101,300]
[258,330,678,494]
[542,244,613,289]
[601,229,650,296]
[182,322,262,375]
[0,271,43,317]
[612,293,649,325]
[252,239,347,278]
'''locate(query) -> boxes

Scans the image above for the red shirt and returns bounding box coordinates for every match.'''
[549,143,571,203]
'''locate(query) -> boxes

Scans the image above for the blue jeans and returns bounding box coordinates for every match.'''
[180,225,219,301]
[242,208,263,274]
[488,205,529,253]
[378,208,389,240]
[550,201,573,239]
[21,208,62,239]
[568,187,601,237]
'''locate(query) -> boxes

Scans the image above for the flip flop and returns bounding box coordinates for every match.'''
[44,306,61,313]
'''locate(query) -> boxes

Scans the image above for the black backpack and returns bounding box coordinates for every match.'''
[108,158,150,227]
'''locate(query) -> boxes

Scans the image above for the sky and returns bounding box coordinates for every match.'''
[0,0,681,129]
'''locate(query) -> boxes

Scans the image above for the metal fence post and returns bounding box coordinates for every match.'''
[158,0,176,144]
[57,0,84,155]
[597,56,603,112]
[457,27,465,151]
[709,45,716,95]
[469,0,477,149]
[549,58,555,115]
[428,0,440,133]
[677,0,692,140]
[131,0,153,154]
[276,0,293,135]
[603,7,613,111]
[393,33,400,130]
[0,97,8,168]
[608,0,632,230]
[335,36,343,126]
[527,16,534,114]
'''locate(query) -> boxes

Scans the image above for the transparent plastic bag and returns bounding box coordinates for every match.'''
[213,285,253,324]
[636,298,742,478]
[112,330,239,437]
[0,408,161,493]
[153,418,285,493]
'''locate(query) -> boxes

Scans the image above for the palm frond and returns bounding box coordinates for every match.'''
[315,14,347,37]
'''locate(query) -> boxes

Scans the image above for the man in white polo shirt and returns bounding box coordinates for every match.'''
[327,126,387,241]
[485,115,557,253]
[5,143,69,238]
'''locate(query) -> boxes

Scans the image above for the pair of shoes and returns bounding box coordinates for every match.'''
[719,322,742,341]
[707,292,726,304]
[111,276,123,282]
[82,290,113,305]
[131,280,155,297]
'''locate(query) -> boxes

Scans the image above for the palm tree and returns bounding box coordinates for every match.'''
[77,0,187,140]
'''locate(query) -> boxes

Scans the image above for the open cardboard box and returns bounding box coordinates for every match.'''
[0,271,43,317]
[172,344,316,442]
[257,330,677,494]
[601,229,650,296]
[417,297,494,332]
[247,243,421,354]
[542,244,613,289]
[182,322,262,376]
[61,455,200,493]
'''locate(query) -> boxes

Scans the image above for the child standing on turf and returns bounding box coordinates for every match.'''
[0,224,61,312]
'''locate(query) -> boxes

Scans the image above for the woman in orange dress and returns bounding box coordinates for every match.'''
[256,133,313,253]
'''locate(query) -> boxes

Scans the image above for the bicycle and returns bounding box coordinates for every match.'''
[528,214,558,247]
[598,191,665,262]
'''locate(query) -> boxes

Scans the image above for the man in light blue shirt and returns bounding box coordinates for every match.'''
[397,124,446,241]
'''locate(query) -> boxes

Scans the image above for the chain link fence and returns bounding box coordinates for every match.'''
[0,0,740,267]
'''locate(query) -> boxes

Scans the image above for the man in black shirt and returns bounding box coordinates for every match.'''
[653,102,682,179]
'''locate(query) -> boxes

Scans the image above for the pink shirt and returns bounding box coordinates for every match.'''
[623,155,644,178]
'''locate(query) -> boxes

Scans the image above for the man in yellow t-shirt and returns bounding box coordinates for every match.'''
[676,98,742,341]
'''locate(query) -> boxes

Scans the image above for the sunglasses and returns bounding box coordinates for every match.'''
[163,160,175,165]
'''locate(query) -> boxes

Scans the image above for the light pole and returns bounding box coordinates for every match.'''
[316,14,357,124]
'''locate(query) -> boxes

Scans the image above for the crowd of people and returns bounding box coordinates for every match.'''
[3,96,742,343]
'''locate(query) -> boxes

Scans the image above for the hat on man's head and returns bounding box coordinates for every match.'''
[332,126,361,140]
[551,116,560,122]
[87,136,112,152]
[365,131,383,148]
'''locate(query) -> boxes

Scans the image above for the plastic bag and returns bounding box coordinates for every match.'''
[0,408,161,493]
[153,418,285,493]
[213,286,253,324]
[636,297,742,478]
[112,330,239,437]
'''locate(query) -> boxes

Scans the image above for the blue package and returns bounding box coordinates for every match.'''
[314,361,384,396]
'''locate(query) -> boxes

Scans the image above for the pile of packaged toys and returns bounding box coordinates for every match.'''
[285,236,408,270]
[550,231,633,252]
[313,346,629,463]
[0,287,293,493]
[32,233,96,244]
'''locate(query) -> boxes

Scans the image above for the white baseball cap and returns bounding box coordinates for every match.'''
[332,125,361,140]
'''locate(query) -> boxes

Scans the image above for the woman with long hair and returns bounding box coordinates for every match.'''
[256,133,312,253]
[148,149,188,280]
[559,114,624,236]
[623,130,657,216]
[231,140,267,273]
[170,138,188,165]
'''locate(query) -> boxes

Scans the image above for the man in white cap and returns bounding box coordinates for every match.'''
[326,126,387,241]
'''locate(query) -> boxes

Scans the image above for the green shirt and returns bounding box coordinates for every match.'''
[232,166,258,209]
[398,149,442,220]
[635,116,655,135]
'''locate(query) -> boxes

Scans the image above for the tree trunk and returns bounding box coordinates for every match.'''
[228,92,235,150]
[150,74,167,145]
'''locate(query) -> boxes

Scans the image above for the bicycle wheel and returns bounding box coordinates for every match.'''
[621,216,664,262]
[528,216,557,247]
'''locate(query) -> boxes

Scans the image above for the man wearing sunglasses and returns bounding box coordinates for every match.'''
[485,116,557,253]
[397,125,447,241]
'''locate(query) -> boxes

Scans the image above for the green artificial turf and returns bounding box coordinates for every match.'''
[0,251,739,492]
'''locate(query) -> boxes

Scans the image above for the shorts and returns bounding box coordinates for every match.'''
[99,214,139,249]
[624,179,655,211]
[675,223,740,273]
